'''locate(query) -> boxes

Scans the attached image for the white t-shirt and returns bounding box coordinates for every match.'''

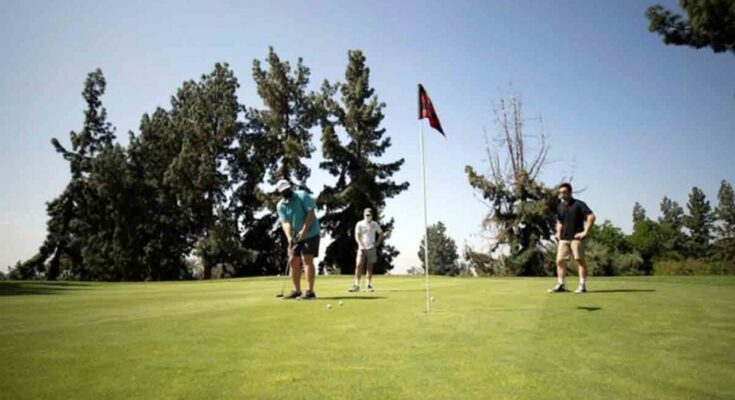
[355,220,383,249]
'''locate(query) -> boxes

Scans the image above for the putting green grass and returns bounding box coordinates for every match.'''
[1,276,734,399]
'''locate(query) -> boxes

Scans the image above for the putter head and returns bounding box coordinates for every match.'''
[275,293,284,298]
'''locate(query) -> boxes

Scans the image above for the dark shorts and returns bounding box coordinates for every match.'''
[289,235,320,259]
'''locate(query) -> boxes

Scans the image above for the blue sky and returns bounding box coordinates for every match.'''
[1,0,733,273]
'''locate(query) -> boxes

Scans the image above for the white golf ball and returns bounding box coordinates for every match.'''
[430,296,435,302]
[338,301,344,306]
[327,304,332,309]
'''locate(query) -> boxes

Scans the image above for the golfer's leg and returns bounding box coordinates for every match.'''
[576,259,588,279]
[290,255,302,292]
[556,241,571,284]
[366,262,374,284]
[572,240,588,283]
[354,254,363,284]
[556,258,567,281]
[303,254,316,292]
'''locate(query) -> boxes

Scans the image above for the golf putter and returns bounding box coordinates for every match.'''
[276,261,291,297]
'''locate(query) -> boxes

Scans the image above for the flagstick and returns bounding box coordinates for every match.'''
[419,119,431,314]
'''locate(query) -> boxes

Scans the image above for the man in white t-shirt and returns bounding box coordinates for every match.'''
[348,208,384,292]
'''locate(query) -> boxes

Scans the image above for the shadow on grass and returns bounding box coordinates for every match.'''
[588,289,656,294]
[577,306,602,312]
[316,296,386,301]
[0,281,94,296]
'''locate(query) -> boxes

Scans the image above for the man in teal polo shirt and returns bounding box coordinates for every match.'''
[276,179,320,300]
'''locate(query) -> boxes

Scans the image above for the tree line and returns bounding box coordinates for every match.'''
[5,48,408,281]
[416,92,734,277]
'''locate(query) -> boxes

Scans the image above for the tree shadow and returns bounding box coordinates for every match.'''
[577,306,602,312]
[588,289,656,294]
[0,281,94,296]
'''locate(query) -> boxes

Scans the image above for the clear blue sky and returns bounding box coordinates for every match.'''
[2,0,734,273]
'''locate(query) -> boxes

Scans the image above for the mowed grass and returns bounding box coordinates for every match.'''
[1,276,734,400]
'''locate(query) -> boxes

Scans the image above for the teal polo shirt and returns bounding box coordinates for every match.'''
[277,190,320,239]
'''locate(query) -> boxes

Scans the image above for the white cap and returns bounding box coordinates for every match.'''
[276,179,292,193]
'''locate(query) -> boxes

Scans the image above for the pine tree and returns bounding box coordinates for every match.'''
[632,202,647,225]
[646,0,735,54]
[684,186,714,257]
[23,69,116,280]
[713,179,735,261]
[316,50,408,274]
[127,108,191,280]
[164,63,242,279]
[231,48,318,275]
[658,196,686,259]
[417,222,459,275]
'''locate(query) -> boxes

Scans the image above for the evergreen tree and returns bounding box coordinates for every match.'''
[418,222,460,276]
[316,50,408,274]
[658,196,686,259]
[683,186,714,256]
[127,108,191,280]
[713,179,735,261]
[231,48,318,275]
[23,69,116,280]
[632,202,647,225]
[164,63,242,279]
[646,0,735,54]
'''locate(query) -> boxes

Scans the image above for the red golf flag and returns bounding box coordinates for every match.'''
[418,84,444,136]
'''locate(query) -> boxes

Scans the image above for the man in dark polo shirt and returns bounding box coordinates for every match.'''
[549,182,596,294]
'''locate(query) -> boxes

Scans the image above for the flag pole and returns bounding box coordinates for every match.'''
[419,115,431,314]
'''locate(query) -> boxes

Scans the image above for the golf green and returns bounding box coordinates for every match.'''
[1,276,734,399]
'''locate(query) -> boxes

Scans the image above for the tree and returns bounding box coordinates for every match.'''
[463,244,497,276]
[22,69,116,280]
[658,196,687,259]
[633,202,647,225]
[646,0,735,54]
[316,50,408,274]
[684,186,714,256]
[194,207,255,278]
[231,48,318,276]
[714,180,735,238]
[659,197,685,228]
[713,179,735,261]
[127,108,192,280]
[250,47,317,185]
[590,220,630,253]
[418,222,459,275]
[628,219,661,273]
[465,92,556,276]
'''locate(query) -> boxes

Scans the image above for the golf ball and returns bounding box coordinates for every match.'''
[430,296,435,302]
[327,304,332,309]
[338,301,343,306]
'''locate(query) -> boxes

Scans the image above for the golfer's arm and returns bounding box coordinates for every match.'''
[302,210,315,233]
[377,231,384,246]
[583,214,596,234]
[555,221,562,238]
[282,222,293,242]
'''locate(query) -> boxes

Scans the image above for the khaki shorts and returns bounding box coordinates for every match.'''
[557,239,586,262]
[357,247,378,265]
